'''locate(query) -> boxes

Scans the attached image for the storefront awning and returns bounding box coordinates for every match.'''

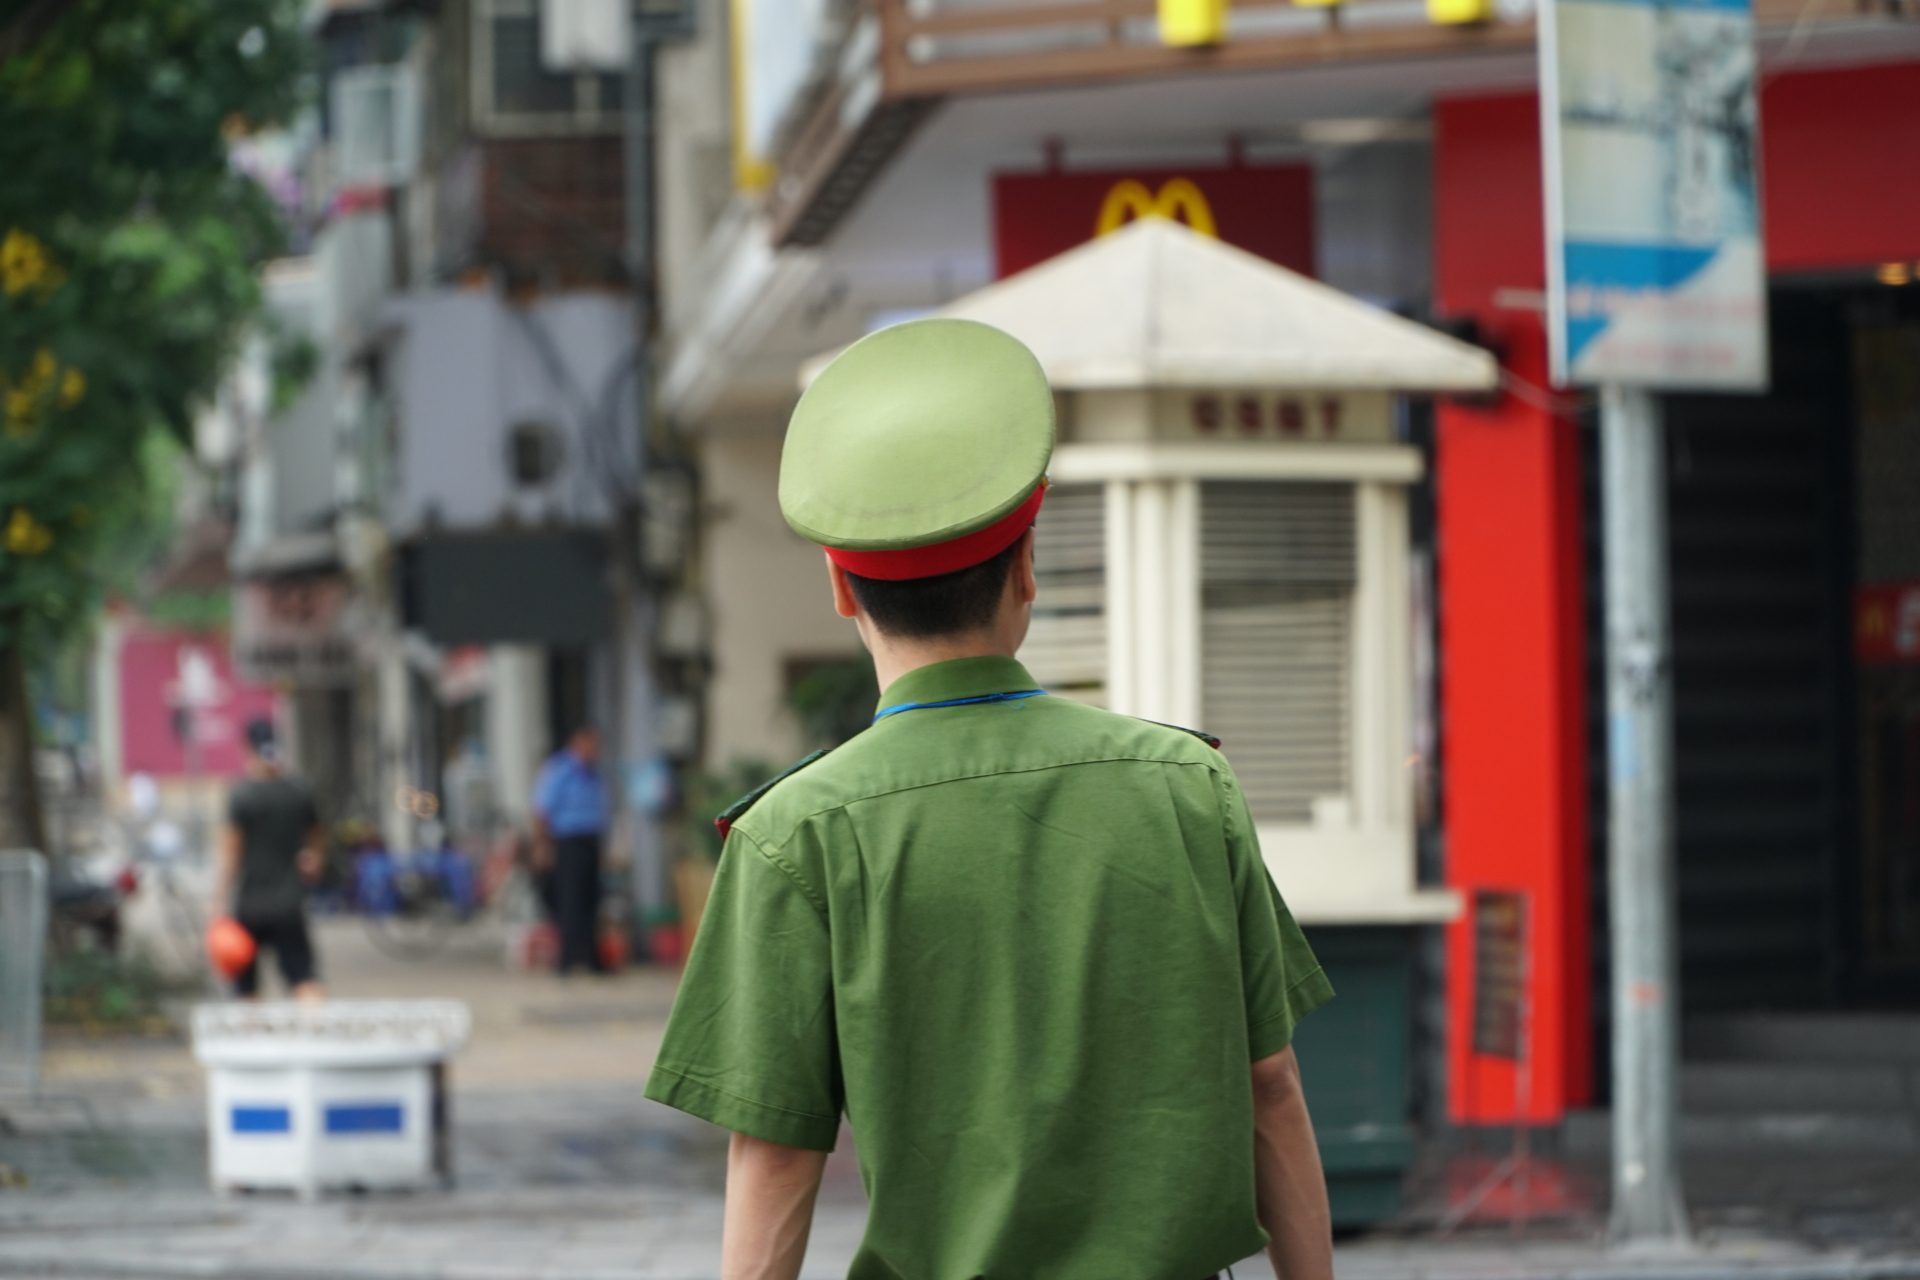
[806,217,1499,393]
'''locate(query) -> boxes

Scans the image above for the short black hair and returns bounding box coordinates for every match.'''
[244,717,277,755]
[847,538,1023,639]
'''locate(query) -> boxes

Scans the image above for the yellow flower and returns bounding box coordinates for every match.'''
[4,386,36,438]
[4,508,53,556]
[0,229,52,297]
[59,367,85,408]
[28,348,56,388]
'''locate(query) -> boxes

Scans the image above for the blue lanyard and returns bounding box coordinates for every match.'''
[872,689,1048,723]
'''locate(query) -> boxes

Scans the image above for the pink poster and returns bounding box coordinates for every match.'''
[118,626,281,778]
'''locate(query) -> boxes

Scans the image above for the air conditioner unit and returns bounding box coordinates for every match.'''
[331,64,421,188]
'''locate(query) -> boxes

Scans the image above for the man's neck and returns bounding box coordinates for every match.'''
[867,634,1015,698]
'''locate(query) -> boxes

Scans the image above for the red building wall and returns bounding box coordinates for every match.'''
[1432,59,1920,1124]
[1762,62,1920,272]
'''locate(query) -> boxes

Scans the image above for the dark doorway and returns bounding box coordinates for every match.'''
[1849,285,1920,1003]
[1586,286,1877,1044]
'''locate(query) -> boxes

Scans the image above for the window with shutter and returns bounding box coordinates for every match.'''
[475,0,625,135]
[1022,483,1107,706]
[1200,481,1355,824]
[332,65,421,188]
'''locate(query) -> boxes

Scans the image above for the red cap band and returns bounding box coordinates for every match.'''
[826,482,1048,582]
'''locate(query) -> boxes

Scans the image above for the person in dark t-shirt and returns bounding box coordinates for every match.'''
[214,717,326,1000]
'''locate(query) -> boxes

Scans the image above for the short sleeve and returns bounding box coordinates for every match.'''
[644,828,842,1150]
[1220,769,1334,1060]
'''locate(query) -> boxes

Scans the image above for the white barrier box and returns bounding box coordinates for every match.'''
[192,1000,471,1199]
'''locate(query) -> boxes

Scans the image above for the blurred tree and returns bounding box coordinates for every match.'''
[0,0,308,852]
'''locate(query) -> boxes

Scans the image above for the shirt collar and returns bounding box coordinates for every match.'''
[875,655,1041,717]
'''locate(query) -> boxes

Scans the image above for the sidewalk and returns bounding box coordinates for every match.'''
[3,1185,1916,1280]
[4,920,1917,1280]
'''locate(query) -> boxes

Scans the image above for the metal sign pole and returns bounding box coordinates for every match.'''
[1600,385,1687,1242]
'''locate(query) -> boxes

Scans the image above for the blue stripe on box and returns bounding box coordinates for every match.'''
[231,1105,292,1134]
[323,1103,404,1135]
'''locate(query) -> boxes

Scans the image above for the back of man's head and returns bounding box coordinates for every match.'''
[244,716,280,770]
[845,539,1023,640]
[777,321,1054,641]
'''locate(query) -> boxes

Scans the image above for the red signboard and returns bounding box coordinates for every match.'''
[1857,582,1920,665]
[119,625,281,778]
[992,163,1316,280]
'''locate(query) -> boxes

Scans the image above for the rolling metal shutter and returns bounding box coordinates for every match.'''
[1200,481,1356,825]
[1585,291,1856,1031]
[1023,483,1108,706]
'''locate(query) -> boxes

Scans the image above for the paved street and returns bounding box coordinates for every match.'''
[2,920,1917,1279]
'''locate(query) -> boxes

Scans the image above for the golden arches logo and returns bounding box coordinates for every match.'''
[1094,178,1219,239]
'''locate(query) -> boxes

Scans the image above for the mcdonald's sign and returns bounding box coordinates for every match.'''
[993,163,1315,280]
[1093,178,1220,239]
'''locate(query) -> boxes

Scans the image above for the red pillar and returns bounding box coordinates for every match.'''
[1433,94,1591,1123]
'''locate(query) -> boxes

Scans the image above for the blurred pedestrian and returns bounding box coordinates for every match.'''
[645,321,1335,1280]
[212,717,325,1001]
[532,724,608,975]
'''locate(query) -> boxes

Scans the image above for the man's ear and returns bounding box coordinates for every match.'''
[826,551,860,620]
[1013,529,1038,605]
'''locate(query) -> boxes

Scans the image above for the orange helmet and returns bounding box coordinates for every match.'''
[206,917,257,980]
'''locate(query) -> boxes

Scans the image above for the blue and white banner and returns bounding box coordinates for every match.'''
[1540,0,1769,389]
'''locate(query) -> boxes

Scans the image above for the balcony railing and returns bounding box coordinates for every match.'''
[876,0,1531,97]
[764,0,1913,246]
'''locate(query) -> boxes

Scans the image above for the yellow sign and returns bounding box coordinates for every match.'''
[1094,178,1220,239]
[1427,0,1494,23]
[1158,0,1228,45]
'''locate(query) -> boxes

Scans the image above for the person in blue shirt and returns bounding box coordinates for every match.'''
[531,724,609,975]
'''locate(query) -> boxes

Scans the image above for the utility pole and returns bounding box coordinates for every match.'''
[1600,385,1688,1243]
[1541,0,1764,1233]
[614,0,695,915]
[610,3,659,913]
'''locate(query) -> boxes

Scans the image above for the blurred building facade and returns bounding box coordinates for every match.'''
[653,0,1920,1220]
[212,0,671,910]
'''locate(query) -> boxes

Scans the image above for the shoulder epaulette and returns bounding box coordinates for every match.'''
[714,748,833,840]
[1133,718,1222,750]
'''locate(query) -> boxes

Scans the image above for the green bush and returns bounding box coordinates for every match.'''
[43,948,180,1031]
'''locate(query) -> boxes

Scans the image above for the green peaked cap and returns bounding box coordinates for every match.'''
[780,319,1056,552]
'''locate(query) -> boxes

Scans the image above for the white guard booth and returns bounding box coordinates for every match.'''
[806,217,1500,1224]
[193,1000,471,1199]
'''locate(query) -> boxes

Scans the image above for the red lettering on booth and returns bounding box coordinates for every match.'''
[1235,396,1263,434]
[1192,394,1222,433]
[1278,400,1306,436]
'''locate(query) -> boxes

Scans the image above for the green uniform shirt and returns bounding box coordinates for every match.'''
[645,656,1332,1279]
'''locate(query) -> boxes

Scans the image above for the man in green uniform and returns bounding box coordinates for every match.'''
[645,319,1335,1279]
